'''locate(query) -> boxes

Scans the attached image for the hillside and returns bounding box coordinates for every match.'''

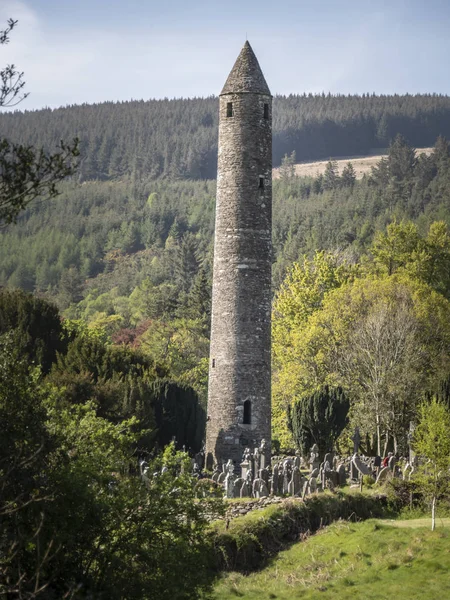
[1,100,450,409]
[273,147,434,179]
[2,94,450,181]
[213,519,450,599]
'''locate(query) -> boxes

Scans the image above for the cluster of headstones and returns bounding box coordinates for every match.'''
[197,442,422,499]
[139,438,419,499]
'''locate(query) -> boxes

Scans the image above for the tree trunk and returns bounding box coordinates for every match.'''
[431,495,436,531]
[376,415,381,456]
[383,431,389,457]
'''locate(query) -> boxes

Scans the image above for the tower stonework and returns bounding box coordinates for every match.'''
[206,42,272,466]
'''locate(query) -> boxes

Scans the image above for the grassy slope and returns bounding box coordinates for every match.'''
[212,519,450,599]
[272,148,433,180]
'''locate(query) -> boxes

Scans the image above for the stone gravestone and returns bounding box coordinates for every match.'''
[240,478,251,498]
[309,443,320,472]
[376,467,391,484]
[351,427,361,454]
[240,460,251,481]
[324,452,333,468]
[259,468,270,487]
[259,439,268,470]
[282,467,290,495]
[253,446,260,473]
[277,462,284,493]
[217,472,226,485]
[351,455,371,478]
[233,477,244,498]
[271,463,279,495]
[224,461,236,498]
[289,466,302,496]
[337,463,347,486]
[253,477,268,498]
[302,480,309,499]
[309,476,318,493]
[211,467,220,482]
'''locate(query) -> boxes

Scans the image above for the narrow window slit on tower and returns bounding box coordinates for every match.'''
[259,176,265,189]
[264,103,269,119]
[226,102,233,117]
[243,400,251,425]
[212,358,216,368]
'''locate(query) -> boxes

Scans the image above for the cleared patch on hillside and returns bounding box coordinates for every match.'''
[212,518,450,599]
[273,147,434,180]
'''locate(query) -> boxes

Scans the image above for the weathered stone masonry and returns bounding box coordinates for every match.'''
[206,42,272,466]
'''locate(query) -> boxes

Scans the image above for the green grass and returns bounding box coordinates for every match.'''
[380,518,450,528]
[211,519,450,599]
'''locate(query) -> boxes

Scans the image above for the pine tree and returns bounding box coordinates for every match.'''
[323,160,339,191]
[340,162,356,188]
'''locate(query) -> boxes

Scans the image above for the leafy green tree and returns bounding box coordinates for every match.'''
[371,220,422,276]
[0,336,222,598]
[370,220,450,298]
[413,399,450,531]
[0,334,56,598]
[289,275,450,455]
[272,251,357,448]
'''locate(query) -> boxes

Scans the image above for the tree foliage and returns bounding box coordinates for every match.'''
[275,274,450,454]
[413,399,450,530]
[0,337,222,598]
[288,386,349,457]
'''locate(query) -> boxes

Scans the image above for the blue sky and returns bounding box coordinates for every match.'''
[1,0,450,110]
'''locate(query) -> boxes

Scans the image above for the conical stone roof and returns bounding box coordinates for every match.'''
[220,41,271,96]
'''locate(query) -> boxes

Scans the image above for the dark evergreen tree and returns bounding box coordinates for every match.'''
[340,162,356,188]
[0,288,66,373]
[288,386,350,457]
[323,160,339,191]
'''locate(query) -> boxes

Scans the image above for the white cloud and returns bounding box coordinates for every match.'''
[0,2,241,109]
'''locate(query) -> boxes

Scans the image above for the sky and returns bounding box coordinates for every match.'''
[1,0,450,111]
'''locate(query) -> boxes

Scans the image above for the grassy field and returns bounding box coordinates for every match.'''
[272,147,433,180]
[211,519,450,599]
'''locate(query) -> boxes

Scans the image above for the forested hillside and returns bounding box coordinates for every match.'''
[1,133,450,408]
[2,94,450,180]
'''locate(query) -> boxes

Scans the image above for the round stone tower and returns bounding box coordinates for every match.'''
[206,42,272,466]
